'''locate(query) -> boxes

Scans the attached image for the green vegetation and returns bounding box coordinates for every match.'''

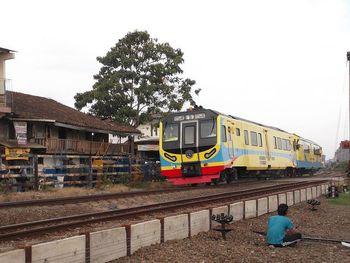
[328,193,350,206]
[75,30,200,127]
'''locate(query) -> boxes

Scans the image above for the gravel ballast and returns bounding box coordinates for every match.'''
[115,196,350,263]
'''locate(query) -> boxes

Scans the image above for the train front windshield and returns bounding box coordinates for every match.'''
[162,114,218,153]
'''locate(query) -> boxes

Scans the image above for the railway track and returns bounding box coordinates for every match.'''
[0,180,265,209]
[0,170,338,209]
[0,180,327,240]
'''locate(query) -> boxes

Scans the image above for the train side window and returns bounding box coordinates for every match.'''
[250,131,258,146]
[227,127,232,141]
[273,136,277,149]
[277,137,282,150]
[282,139,287,150]
[244,130,249,145]
[236,128,241,136]
[287,141,291,151]
[200,119,217,138]
[258,133,263,147]
[221,125,227,142]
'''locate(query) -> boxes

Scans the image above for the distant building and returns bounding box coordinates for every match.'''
[0,46,141,187]
[334,140,350,162]
[0,47,15,114]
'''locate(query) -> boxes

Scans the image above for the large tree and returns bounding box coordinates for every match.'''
[75,30,200,127]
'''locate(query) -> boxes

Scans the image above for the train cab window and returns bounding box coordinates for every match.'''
[250,131,258,146]
[244,130,249,145]
[184,126,195,145]
[221,125,227,142]
[163,123,179,142]
[258,133,263,147]
[273,136,277,149]
[200,119,217,138]
[277,137,282,150]
[235,128,241,136]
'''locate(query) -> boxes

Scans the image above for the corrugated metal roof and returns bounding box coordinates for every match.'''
[7,91,140,135]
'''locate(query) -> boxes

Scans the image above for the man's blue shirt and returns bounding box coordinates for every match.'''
[267,215,294,244]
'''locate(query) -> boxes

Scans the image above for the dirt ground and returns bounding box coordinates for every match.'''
[115,196,350,263]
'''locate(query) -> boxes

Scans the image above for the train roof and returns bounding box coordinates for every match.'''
[207,109,290,134]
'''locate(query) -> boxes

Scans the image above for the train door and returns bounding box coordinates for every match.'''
[264,129,271,162]
[227,126,234,159]
[180,121,201,176]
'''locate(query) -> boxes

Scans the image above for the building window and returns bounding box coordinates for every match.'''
[258,133,263,147]
[221,125,227,142]
[235,128,241,136]
[250,131,258,146]
[38,157,44,165]
[244,130,249,145]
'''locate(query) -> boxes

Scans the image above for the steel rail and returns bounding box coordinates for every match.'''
[0,179,276,209]
[0,170,336,209]
[0,180,327,240]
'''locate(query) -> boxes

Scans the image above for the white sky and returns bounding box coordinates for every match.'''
[1,0,350,159]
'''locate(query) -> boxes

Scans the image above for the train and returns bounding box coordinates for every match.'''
[159,108,323,185]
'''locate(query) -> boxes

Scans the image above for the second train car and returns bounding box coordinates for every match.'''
[159,108,322,185]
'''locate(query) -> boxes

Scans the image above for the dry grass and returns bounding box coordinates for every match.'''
[0,184,131,203]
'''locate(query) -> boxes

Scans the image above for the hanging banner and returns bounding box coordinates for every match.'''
[14,121,27,145]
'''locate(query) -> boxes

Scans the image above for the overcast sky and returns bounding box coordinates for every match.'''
[1,0,350,159]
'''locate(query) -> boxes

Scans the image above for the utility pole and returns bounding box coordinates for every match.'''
[347,52,350,162]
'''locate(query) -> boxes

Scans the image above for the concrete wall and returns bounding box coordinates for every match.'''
[278,193,286,205]
[90,227,127,263]
[190,210,210,236]
[306,188,312,200]
[286,192,294,206]
[300,189,306,201]
[294,190,300,204]
[245,200,257,218]
[312,187,317,199]
[257,197,268,216]
[317,186,321,197]
[0,249,25,263]
[164,214,189,242]
[268,195,278,212]
[230,202,244,221]
[130,220,161,254]
[32,235,85,263]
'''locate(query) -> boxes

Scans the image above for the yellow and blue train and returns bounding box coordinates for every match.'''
[159,108,322,185]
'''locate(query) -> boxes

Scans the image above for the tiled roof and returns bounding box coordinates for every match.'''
[7,91,140,135]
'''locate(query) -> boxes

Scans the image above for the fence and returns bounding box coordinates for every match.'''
[0,154,162,192]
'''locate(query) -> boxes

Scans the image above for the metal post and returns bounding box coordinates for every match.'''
[33,154,39,191]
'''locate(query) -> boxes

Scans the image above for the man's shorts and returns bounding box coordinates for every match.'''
[268,233,302,247]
